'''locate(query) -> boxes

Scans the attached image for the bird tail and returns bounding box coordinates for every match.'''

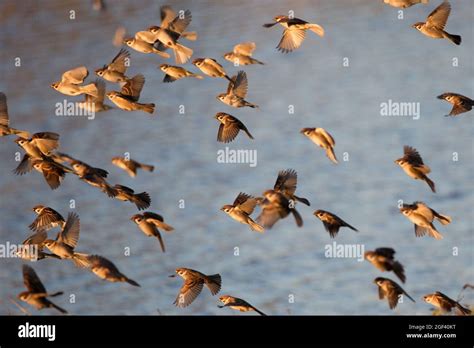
[428,224,443,240]
[246,101,259,108]
[133,192,151,210]
[294,195,310,206]
[153,48,171,58]
[248,219,264,233]
[224,75,234,83]
[190,73,203,79]
[393,262,406,283]
[434,212,452,225]
[138,103,155,115]
[173,43,193,64]
[124,277,141,287]
[10,128,31,139]
[205,274,222,295]
[326,147,338,164]
[138,163,154,172]
[421,174,436,193]
[48,291,64,297]
[81,83,99,98]
[253,307,267,316]
[243,128,254,139]
[443,32,461,45]
[455,303,471,316]
[50,302,68,314]
[156,232,166,253]
[181,31,198,41]
[404,291,416,303]
[291,208,303,227]
[72,253,91,268]
[250,58,265,65]
[308,23,325,37]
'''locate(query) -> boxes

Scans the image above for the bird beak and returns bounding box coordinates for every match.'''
[168,274,176,278]
[263,22,277,28]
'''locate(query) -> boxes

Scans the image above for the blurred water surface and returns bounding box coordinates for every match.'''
[0,0,472,315]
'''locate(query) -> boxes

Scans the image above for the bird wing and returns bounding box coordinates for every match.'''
[274,169,298,196]
[61,66,89,84]
[387,285,400,309]
[218,122,240,143]
[412,202,434,220]
[174,279,204,308]
[168,9,192,34]
[14,154,34,175]
[0,92,9,127]
[231,71,249,98]
[121,74,145,101]
[135,31,157,44]
[315,128,335,146]
[114,184,135,194]
[108,48,130,74]
[256,204,282,229]
[58,212,80,249]
[23,265,47,293]
[426,1,451,30]
[234,192,257,215]
[374,248,396,260]
[23,230,48,246]
[234,42,256,56]
[29,208,63,231]
[277,28,306,53]
[31,132,60,155]
[160,5,176,29]
[403,145,424,166]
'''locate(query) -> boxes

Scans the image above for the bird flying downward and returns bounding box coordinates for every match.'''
[399,201,451,240]
[217,70,258,108]
[364,248,406,283]
[437,92,473,116]
[395,145,436,193]
[374,277,415,310]
[301,127,338,164]
[215,112,254,143]
[313,210,358,238]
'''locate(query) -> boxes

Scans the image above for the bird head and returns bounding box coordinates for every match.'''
[130,214,143,224]
[394,158,405,166]
[159,64,170,71]
[274,15,287,22]
[364,251,375,261]
[170,268,187,278]
[219,295,232,304]
[50,82,60,90]
[18,292,30,301]
[374,277,385,286]
[14,137,28,146]
[42,239,55,249]
[32,205,46,214]
[148,26,161,34]
[313,210,325,219]
[123,38,134,46]
[192,58,204,67]
[95,67,106,77]
[411,22,424,31]
[220,205,233,213]
[300,128,314,137]
[216,93,226,102]
[106,91,119,100]
[223,52,233,60]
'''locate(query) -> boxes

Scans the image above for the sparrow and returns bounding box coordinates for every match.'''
[313,210,358,238]
[364,248,406,283]
[221,192,264,233]
[257,189,303,229]
[17,230,60,261]
[123,37,170,58]
[214,112,254,143]
[263,15,325,53]
[374,277,415,310]
[42,212,89,267]
[217,71,258,108]
[159,64,203,83]
[112,156,154,177]
[106,74,155,114]
[395,146,436,193]
[159,5,197,41]
[71,160,117,197]
[13,132,60,175]
[29,205,65,232]
[0,92,30,138]
[32,158,71,190]
[412,1,461,45]
[384,0,429,8]
[437,92,473,116]
[169,268,222,308]
[95,48,130,83]
[192,58,232,82]
[51,66,99,98]
[223,42,265,66]
[76,79,112,113]
[218,295,266,316]
[423,292,471,316]
[130,212,174,253]
[300,128,337,164]
[113,184,151,210]
[18,265,67,314]
[147,10,194,64]
[399,201,451,240]
[272,169,311,206]
[82,254,140,286]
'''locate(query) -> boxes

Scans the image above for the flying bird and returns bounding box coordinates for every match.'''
[221,192,264,233]
[95,49,130,83]
[384,0,429,8]
[395,146,436,193]
[313,210,358,238]
[217,70,258,108]
[364,248,406,283]
[0,92,30,138]
[374,277,415,310]
[218,295,266,315]
[113,184,151,210]
[301,128,338,164]
[112,156,154,177]
[170,268,222,308]
[159,64,203,83]
[223,42,264,66]
[399,201,451,240]
[106,74,155,114]
[263,15,325,53]
[437,92,473,116]
[214,112,254,143]
[192,58,232,82]
[424,291,471,315]
[412,1,461,45]
[29,205,65,232]
[51,66,99,97]
[82,254,140,286]
[130,212,174,252]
